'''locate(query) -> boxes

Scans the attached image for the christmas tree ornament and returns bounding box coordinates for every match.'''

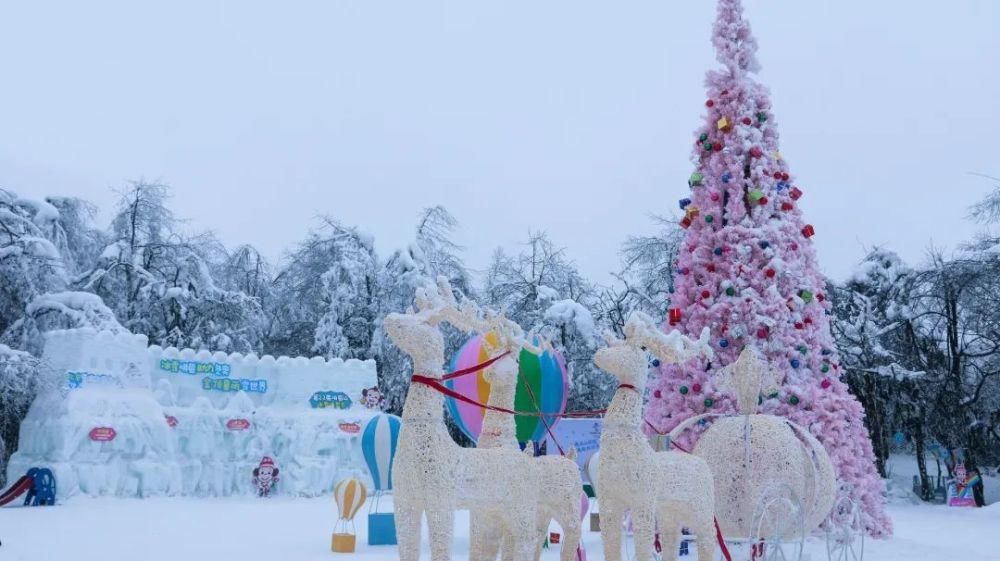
[707,263,717,272]
[749,146,764,158]
[669,308,682,325]
[679,198,692,210]
[758,196,768,206]
[680,385,690,395]
[799,290,814,303]
[821,363,830,373]
[719,338,730,348]
[710,191,721,201]
[706,99,715,107]
[722,172,732,183]
[705,214,715,223]
[781,202,794,211]
[685,206,700,220]
[821,379,832,389]
[802,224,816,238]
[701,290,711,299]
[790,186,803,200]
[703,398,714,408]
[690,172,705,186]
[717,117,732,132]
[654,390,662,398]
[712,142,723,151]
[714,247,724,256]
[789,395,800,405]
[765,268,776,278]
[742,116,753,126]
[699,132,709,142]
[748,189,765,203]
[790,358,800,369]
[703,141,714,151]
[756,326,769,339]
[692,383,703,393]
[756,111,768,123]
[680,217,692,229]
[726,286,736,296]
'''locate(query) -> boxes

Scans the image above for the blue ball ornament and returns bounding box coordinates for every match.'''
[651,358,661,367]
[759,241,770,250]
[790,358,801,369]
[722,172,732,184]
[714,247,724,256]
[719,338,730,348]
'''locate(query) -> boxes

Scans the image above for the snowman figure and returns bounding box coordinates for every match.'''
[252,456,280,497]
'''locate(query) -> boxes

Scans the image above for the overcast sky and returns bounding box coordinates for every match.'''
[1,1,998,283]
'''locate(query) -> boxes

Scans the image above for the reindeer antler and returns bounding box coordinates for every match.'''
[623,311,714,365]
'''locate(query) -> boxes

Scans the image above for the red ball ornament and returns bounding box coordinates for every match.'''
[701,290,711,299]
[707,264,717,273]
[765,268,776,278]
[781,172,790,181]
[781,202,794,211]
[692,383,702,393]
[773,171,782,180]
[790,186,803,200]
[654,390,662,398]
[802,224,816,238]
[821,379,832,389]
[817,293,826,302]
[756,326,769,339]
[749,146,764,158]
[758,196,768,206]
[804,317,813,324]
[794,322,804,330]
[712,142,723,152]
[790,242,799,251]
[706,99,715,108]
[742,117,753,125]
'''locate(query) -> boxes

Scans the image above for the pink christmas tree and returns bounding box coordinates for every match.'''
[646,0,891,537]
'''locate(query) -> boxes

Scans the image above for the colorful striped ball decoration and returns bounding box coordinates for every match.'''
[445,331,568,443]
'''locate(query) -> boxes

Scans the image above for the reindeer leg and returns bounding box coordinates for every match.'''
[426,508,455,561]
[601,498,625,561]
[396,501,422,561]
[632,505,656,561]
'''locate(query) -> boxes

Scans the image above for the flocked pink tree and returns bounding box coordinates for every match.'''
[646,0,892,537]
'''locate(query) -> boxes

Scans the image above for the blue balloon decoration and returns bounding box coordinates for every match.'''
[362,414,402,492]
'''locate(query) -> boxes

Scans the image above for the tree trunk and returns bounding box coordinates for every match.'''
[913,416,931,501]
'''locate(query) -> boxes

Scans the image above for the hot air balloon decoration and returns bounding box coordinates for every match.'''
[445,331,568,443]
[361,414,402,545]
[331,478,367,553]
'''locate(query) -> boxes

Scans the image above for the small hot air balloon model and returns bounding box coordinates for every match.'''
[331,478,367,553]
[361,413,402,545]
[585,451,601,532]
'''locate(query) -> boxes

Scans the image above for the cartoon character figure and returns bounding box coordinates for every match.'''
[361,386,385,410]
[252,456,280,497]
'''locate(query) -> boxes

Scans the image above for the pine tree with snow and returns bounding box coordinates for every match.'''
[646,0,891,536]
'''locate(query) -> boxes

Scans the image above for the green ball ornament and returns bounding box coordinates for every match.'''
[821,363,831,373]
[704,398,714,408]
[798,345,808,355]
[699,133,709,142]
[789,395,800,406]
[725,286,736,296]
[756,111,768,123]
[703,141,714,151]
[679,386,689,395]
[705,215,715,223]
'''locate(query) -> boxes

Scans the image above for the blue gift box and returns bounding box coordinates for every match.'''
[368,512,397,545]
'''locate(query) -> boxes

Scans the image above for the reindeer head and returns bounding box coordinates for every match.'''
[384,277,484,374]
[593,331,649,386]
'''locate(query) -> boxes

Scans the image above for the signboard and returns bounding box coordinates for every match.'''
[226,418,251,431]
[66,371,120,390]
[202,377,267,394]
[947,463,979,507]
[543,418,602,484]
[338,421,362,434]
[160,359,232,377]
[310,391,353,410]
[89,427,117,441]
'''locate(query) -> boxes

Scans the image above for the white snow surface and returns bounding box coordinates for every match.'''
[0,497,996,561]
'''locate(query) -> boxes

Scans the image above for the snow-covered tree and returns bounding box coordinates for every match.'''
[0,344,37,486]
[77,182,266,352]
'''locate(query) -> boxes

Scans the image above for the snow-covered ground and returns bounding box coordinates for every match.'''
[0,496,997,561]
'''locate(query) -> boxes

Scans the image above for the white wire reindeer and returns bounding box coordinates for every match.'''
[385,278,539,561]
[594,312,716,561]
